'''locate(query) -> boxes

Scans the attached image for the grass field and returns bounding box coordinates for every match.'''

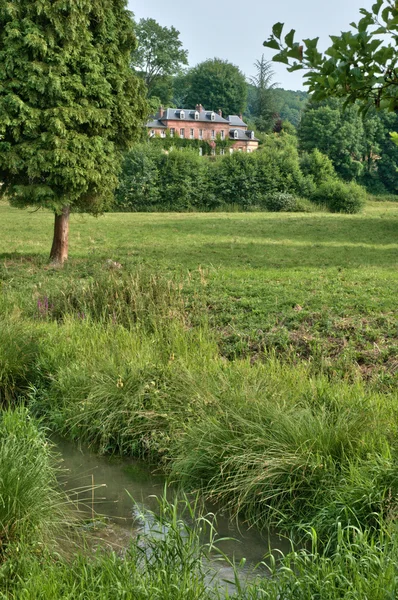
[1,201,397,383]
[1,200,398,596]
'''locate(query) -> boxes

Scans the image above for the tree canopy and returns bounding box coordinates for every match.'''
[132,18,188,96]
[264,0,398,112]
[184,58,247,116]
[0,0,147,263]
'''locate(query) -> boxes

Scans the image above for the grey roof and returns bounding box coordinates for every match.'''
[147,118,167,128]
[156,108,230,124]
[229,129,259,142]
[228,115,247,127]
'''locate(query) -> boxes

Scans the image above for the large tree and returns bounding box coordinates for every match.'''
[132,18,188,97]
[0,0,147,264]
[184,59,247,116]
[264,0,398,112]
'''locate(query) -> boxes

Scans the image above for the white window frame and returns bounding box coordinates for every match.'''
[180,110,185,119]
[234,130,238,140]
[199,129,203,140]
[180,128,185,139]
[220,130,225,140]
[211,112,215,121]
[160,130,166,138]
[195,111,200,120]
[170,128,175,137]
[190,128,194,139]
[211,130,215,140]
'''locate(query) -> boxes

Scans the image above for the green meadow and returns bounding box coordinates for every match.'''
[2,200,398,381]
[1,200,398,597]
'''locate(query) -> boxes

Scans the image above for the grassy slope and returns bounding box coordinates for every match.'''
[1,201,397,382]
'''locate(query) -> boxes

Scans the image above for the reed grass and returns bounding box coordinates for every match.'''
[0,407,66,557]
[3,496,398,599]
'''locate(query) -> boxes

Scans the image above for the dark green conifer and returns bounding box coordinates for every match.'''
[0,0,147,263]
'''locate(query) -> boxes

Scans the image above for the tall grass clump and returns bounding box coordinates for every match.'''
[2,494,235,600]
[0,407,66,557]
[169,361,398,538]
[254,526,398,599]
[0,320,42,404]
[28,316,218,458]
[32,266,203,332]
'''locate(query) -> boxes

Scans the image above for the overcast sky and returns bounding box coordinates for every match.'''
[128,0,373,90]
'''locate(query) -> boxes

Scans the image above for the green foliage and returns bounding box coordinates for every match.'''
[262,192,301,212]
[373,110,398,193]
[116,145,210,211]
[298,99,398,193]
[298,99,366,181]
[0,407,65,555]
[264,1,398,112]
[116,134,316,212]
[256,134,315,198]
[247,55,278,132]
[312,180,367,213]
[272,88,309,127]
[300,149,337,187]
[132,18,188,96]
[0,0,147,213]
[211,152,260,209]
[184,58,247,116]
[157,149,209,211]
[116,144,161,211]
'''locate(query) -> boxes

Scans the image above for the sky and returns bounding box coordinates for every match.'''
[128,0,373,90]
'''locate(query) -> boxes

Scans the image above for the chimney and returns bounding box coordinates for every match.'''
[239,113,243,120]
[159,105,164,118]
[218,109,222,117]
[196,103,203,112]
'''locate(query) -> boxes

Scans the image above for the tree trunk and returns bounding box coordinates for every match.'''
[49,206,70,265]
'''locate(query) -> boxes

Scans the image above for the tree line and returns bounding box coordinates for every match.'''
[115,135,366,214]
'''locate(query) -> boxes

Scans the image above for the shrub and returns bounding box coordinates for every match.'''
[115,134,319,212]
[312,180,366,213]
[211,152,260,209]
[300,149,337,186]
[262,192,300,212]
[256,134,316,198]
[156,148,209,211]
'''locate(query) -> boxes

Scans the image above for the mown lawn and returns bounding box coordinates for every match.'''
[1,201,397,384]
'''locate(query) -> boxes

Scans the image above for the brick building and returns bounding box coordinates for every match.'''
[146,104,259,153]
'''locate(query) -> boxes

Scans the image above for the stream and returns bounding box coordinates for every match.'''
[56,437,292,584]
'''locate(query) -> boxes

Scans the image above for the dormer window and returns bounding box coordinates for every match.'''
[234,130,238,139]
[211,112,215,121]
[195,111,199,120]
[250,131,255,140]
[180,110,185,119]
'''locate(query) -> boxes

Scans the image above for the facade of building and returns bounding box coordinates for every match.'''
[146,104,259,153]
